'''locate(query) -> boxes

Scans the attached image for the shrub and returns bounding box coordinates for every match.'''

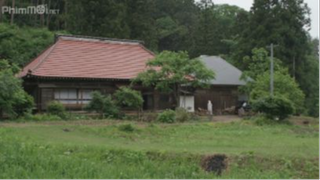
[250,115,291,126]
[0,60,35,119]
[86,91,119,118]
[252,96,294,121]
[175,108,191,122]
[249,71,305,114]
[47,101,66,119]
[118,124,135,132]
[157,109,176,123]
[114,87,143,109]
[18,113,62,121]
[12,91,35,117]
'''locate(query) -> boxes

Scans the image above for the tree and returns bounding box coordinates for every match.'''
[240,48,283,95]
[299,38,319,117]
[250,71,305,114]
[153,0,199,54]
[0,23,54,66]
[233,0,311,72]
[133,51,214,107]
[241,48,305,114]
[66,0,130,39]
[126,0,158,50]
[194,0,219,56]
[0,60,34,119]
[0,0,5,22]
[10,0,14,25]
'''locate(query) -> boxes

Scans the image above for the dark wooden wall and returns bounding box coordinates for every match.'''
[194,85,239,114]
[22,77,172,111]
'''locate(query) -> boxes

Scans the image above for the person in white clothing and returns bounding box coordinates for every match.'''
[207,100,213,115]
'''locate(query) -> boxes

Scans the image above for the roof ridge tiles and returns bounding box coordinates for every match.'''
[56,34,144,45]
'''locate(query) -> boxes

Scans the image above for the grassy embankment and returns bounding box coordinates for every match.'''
[0,117,318,178]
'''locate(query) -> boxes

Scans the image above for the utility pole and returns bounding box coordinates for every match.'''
[270,43,274,97]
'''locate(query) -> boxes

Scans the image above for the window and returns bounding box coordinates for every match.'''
[54,89,94,105]
[54,89,78,104]
[79,89,93,104]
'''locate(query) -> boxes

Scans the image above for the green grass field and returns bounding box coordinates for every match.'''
[0,118,318,178]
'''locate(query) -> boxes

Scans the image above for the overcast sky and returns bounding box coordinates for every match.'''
[213,0,319,38]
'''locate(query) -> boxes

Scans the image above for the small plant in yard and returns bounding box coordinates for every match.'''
[118,124,135,132]
[250,115,291,126]
[157,109,176,123]
[85,91,119,118]
[175,108,191,122]
[252,95,294,121]
[47,101,67,119]
[114,87,143,110]
[18,113,62,121]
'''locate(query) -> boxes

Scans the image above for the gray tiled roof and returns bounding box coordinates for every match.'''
[199,55,247,86]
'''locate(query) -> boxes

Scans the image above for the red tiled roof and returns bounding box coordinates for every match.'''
[19,35,155,80]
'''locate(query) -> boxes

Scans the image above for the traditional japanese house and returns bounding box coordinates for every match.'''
[18,35,170,111]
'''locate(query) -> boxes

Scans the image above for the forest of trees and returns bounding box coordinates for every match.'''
[0,0,318,116]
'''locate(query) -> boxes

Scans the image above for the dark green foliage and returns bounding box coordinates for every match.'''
[47,101,66,119]
[134,51,214,107]
[233,0,311,70]
[157,109,176,123]
[1,0,317,117]
[299,38,319,117]
[12,91,35,117]
[0,60,34,119]
[114,87,143,109]
[241,48,305,114]
[86,91,119,118]
[0,23,54,66]
[232,0,317,117]
[252,96,294,121]
[175,108,191,122]
[250,115,291,126]
[66,0,130,39]
[118,124,135,132]
[18,113,63,122]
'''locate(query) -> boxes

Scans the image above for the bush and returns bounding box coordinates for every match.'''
[12,91,35,117]
[118,124,135,132]
[86,91,119,118]
[18,113,62,121]
[252,96,294,121]
[47,101,66,119]
[249,71,305,114]
[114,87,143,109]
[157,109,176,123]
[175,108,191,122]
[250,115,291,126]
